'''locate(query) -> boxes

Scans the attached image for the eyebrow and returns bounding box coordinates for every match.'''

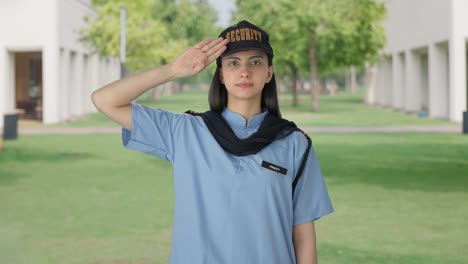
[225,55,266,60]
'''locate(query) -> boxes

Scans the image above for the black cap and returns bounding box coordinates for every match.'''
[217,20,274,62]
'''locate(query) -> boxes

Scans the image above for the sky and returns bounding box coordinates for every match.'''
[207,0,236,27]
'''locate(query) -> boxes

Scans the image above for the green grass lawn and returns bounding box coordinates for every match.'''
[1,133,467,263]
[27,89,457,128]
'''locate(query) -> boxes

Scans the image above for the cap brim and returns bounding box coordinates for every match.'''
[221,47,273,57]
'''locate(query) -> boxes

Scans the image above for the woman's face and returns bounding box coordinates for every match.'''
[219,49,274,106]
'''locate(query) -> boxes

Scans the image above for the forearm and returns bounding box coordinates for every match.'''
[91,63,176,111]
[89,38,227,130]
[293,221,318,264]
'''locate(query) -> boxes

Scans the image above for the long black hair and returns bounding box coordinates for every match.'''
[208,55,281,117]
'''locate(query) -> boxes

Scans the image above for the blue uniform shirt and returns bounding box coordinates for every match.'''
[122,103,333,264]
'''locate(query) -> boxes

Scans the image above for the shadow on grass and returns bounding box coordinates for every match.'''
[319,140,468,193]
[0,147,96,163]
[319,243,463,264]
[279,98,368,115]
[0,168,26,185]
[0,145,97,185]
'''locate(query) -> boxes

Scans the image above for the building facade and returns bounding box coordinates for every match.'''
[366,0,468,122]
[0,0,119,127]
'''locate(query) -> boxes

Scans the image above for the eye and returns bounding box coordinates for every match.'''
[228,60,239,67]
[251,60,262,66]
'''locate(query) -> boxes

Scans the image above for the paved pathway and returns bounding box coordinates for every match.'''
[18,125,462,135]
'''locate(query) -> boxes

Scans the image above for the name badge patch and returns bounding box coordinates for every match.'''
[261,161,287,175]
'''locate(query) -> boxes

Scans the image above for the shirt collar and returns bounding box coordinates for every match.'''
[221,108,268,129]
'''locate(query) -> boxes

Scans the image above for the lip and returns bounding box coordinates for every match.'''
[236,83,254,88]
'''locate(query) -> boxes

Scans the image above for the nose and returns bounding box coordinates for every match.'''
[239,63,250,78]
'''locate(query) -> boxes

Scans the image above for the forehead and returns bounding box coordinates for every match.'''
[222,49,268,60]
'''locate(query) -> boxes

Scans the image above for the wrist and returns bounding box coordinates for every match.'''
[166,62,181,80]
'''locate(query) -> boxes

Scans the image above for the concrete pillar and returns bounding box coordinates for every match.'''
[88,54,100,112]
[43,45,60,124]
[83,54,93,113]
[405,50,421,112]
[113,58,120,81]
[420,51,429,113]
[429,43,449,119]
[74,52,84,116]
[0,49,15,127]
[383,57,393,107]
[59,48,70,121]
[98,57,104,88]
[448,37,467,122]
[0,48,5,128]
[392,52,405,109]
[104,58,112,84]
[449,0,468,122]
[375,60,385,105]
[69,51,78,117]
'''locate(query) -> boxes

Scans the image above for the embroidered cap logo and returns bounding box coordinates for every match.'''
[217,20,274,66]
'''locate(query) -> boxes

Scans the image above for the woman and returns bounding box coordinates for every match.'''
[92,20,333,264]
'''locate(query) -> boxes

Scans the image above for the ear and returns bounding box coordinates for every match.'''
[219,68,225,84]
[266,66,274,83]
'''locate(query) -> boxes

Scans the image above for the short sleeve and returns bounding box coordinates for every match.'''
[293,144,334,225]
[122,103,182,162]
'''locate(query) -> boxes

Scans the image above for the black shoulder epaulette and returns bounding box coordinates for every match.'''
[292,128,312,198]
[185,110,200,116]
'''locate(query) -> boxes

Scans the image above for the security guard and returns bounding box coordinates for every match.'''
[92,20,333,264]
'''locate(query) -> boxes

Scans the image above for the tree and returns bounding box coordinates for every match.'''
[234,0,309,107]
[81,0,183,72]
[293,0,386,110]
[234,0,386,111]
[152,0,222,85]
[81,0,220,74]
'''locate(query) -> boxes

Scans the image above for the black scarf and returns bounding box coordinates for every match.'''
[186,110,312,197]
[193,110,298,156]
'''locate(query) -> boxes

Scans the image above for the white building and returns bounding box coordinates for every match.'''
[0,0,119,127]
[366,0,468,122]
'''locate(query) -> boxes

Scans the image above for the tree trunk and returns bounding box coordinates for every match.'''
[277,74,287,93]
[345,69,351,93]
[289,62,298,107]
[309,41,320,111]
[320,78,327,95]
[151,85,164,101]
[175,82,182,93]
[350,65,357,94]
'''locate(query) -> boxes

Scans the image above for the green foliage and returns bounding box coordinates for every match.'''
[153,0,221,43]
[315,0,387,73]
[151,0,222,83]
[234,0,308,76]
[81,0,220,72]
[234,0,386,75]
[81,0,176,71]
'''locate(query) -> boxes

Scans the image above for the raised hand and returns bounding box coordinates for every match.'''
[169,37,229,78]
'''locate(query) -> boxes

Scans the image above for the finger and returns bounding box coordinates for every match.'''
[206,38,229,58]
[207,45,227,63]
[201,37,224,52]
[194,39,211,49]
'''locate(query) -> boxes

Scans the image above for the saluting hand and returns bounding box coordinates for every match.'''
[169,37,229,78]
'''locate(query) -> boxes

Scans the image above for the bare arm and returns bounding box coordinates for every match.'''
[293,221,318,264]
[91,37,228,130]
